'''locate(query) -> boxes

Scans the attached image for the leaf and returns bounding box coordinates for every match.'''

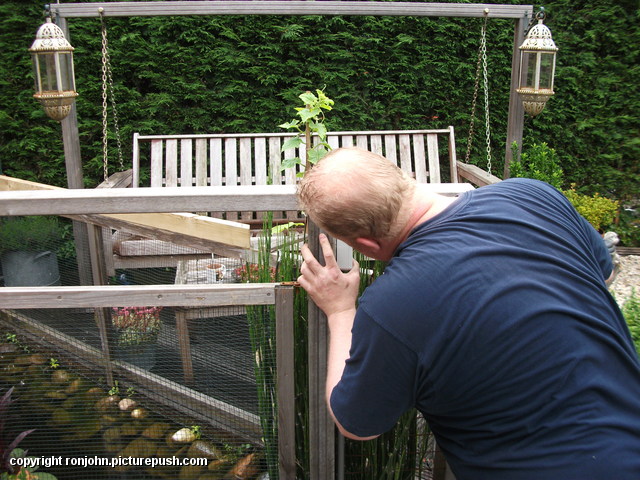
[307,147,328,165]
[281,136,303,152]
[298,108,320,123]
[314,123,328,140]
[278,120,299,130]
[281,156,301,170]
[299,91,318,105]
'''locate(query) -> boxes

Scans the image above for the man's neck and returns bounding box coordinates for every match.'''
[401,186,457,240]
[375,186,457,261]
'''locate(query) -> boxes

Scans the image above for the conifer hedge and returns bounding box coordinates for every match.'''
[1,1,638,217]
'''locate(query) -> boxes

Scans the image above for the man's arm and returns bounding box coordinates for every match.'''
[298,234,379,441]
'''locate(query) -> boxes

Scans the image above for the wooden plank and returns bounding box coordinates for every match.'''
[448,126,459,183]
[384,135,398,165]
[135,129,454,141]
[132,132,141,187]
[53,2,534,20]
[276,285,296,480]
[355,135,368,150]
[254,137,268,185]
[150,139,164,187]
[0,176,253,253]
[180,138,193,187]
[175,309,194,384]
[102,212,250,248]
[283,149,297,186]
[97,169,133,189]
[456,161,501,187]
[209,138,223,186]
[239,138,253,186]
[425,133,440,183]
[327,135,340,151]
[0,177,299,214]
[195,139,208,187]
[413,134,429,183]
[398,134,413,177]
[0,283,278,309]
[165,139,178,187]
[340,135,353,148]
[225,138,238,186]
[116,238,208,257]
[370,135,383,156]
[268,137,282,185]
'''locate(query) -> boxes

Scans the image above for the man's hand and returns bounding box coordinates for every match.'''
[297,234,360,317]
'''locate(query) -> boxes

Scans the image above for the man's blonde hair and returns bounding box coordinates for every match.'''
[297,147,416,241]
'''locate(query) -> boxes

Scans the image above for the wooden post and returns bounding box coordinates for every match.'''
[57,15,93,286]
[504,14,529,178]
[86,224,114,386]
[276,284,296,479]
[307,221,336,480]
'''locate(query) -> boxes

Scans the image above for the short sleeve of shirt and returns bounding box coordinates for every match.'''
[330,307,418,437]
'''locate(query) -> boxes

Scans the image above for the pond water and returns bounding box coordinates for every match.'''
[0,341,266,480]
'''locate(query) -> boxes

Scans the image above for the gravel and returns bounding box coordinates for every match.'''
[610,255,640,308]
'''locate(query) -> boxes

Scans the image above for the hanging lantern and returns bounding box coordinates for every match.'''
[516,9,558,116]
[29,16,78,121]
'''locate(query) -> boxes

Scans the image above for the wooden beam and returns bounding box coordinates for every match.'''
[0,176,470,217]
[0,175,251,250]
[456,161,501,187]
[0,176,298,216]
[0,283,278,309]
[52,2,533,19]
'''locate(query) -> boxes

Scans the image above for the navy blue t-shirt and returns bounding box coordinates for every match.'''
[331,178,640,479]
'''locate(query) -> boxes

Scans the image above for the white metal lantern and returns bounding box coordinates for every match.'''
[29,17,78,121]
[516,10,558,116]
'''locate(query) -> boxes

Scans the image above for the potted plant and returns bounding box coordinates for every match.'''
[111,306,163,370]
[0,216,63,287]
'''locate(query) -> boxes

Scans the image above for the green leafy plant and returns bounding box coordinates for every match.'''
[510,141,564,189]
[48,358,59,370]
[562,185,619,232]
[622,290,639,356]
[108,381,120,396]
[279,88,334,173]
[0,217,64,254]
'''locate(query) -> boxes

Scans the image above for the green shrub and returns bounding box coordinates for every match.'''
[510,142,564,189]
[562,186,619,232]
[622,290,640,356]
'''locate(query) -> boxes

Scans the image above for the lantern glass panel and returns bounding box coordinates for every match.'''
[522,51,555,92]
[32,51,75,94]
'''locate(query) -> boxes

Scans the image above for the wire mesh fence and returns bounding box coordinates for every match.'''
[0,211,439,480]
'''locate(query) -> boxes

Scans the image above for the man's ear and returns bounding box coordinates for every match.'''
[354,237,382,257]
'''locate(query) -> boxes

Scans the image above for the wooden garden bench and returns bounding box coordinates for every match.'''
[105,127,491,274]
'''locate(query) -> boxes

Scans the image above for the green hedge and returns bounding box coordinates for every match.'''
[1,0,637,231]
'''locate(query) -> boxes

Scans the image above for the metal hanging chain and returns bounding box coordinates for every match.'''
[100,11,124,183]
[464,13,492,174]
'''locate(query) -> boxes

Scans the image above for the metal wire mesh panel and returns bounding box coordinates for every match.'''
[0,301,275,479]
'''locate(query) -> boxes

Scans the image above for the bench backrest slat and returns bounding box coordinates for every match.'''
[133,128,458,222]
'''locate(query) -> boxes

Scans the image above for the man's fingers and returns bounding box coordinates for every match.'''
[318,234,338,267]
